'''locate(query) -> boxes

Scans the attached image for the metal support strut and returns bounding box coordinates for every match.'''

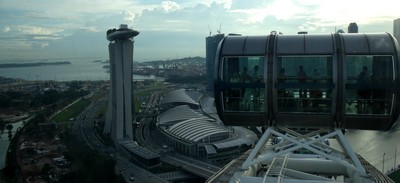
[231,127,376,183]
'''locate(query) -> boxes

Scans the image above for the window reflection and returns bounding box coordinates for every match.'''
[222,56,265,112]
[276,56,333,113]
[345,55,393,115]
[223,88,265,112]
[223,56,264,83]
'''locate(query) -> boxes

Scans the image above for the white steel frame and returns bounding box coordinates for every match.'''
[231,127,375,183]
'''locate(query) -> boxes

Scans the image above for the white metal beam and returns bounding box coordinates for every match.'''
[231,127,375,183]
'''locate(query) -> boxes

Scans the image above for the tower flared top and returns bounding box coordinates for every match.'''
[106,24,139,41]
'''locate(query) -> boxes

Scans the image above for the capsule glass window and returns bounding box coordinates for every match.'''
[345,55,394,115]
[222,56,265,112]
[276,55,333,113]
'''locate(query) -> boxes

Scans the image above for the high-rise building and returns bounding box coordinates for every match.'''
[348,22,358,33]
[394,18,400,42]
[103,24,139,145]
[206,34,224,95]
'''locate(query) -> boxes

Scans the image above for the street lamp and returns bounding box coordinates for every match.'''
[383,153,386,173]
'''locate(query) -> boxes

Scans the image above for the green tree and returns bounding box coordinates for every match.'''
[0,117,5,134]
[67,81,82,90]
[6,124,13,141]
[41,163,52,175]
[0,97,12,108]
[6,124,12,131]
[41,90,60,105]
[61,130,123,183]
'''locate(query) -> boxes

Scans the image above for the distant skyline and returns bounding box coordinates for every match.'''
[1,0,400,62]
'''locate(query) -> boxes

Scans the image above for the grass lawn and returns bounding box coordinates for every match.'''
[133,90,152,112]
[95,104,107,118]
[51,98,91,122]
[133,83,169,113]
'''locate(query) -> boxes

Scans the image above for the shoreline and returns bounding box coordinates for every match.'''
[0,74,165,83]
[0,61,71,68]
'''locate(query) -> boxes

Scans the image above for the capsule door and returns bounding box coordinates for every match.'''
[273,34,336,129]
[216,56,267,126]
[340,33,400,130]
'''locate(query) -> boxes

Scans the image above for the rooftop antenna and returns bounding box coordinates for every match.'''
[217,23,222,34]
[208,24,212,36]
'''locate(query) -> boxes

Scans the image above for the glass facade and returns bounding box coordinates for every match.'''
[222,56,265,112]
[214,33,400,130]
[345,55,394,115]
[276,56,333,113]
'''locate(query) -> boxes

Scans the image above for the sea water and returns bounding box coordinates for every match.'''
[0,58,161,81]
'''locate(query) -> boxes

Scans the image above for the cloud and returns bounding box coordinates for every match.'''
[230,0,260,9]
[32,42,49,48]
[161,1,181,13]
[32,35,63,40]
[206,0,232,9]
[122,10,136,22]
[3,26,11,32]
[16,25,64,35]
[228,0,400,33]
[230,0,319,25]
[0,0,399,61]
[134,30,205,61]
[24,12,65,20]
[78,26,102,33]
[0,0,140,15]
[307,0,400,26]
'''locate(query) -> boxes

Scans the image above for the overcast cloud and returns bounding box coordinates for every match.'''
[0,0,399,61]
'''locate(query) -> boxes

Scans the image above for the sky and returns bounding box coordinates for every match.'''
[0,0,400,62]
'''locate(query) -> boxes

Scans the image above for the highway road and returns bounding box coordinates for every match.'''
[75,87,222,182]
[114,152,167,183]
[161,154,220,178]
[74,98,166,182]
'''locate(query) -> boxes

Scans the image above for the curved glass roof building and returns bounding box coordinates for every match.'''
[155,89,258,165]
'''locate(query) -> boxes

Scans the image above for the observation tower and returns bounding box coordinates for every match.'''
[208,33,399,182]
[103,24,139,145]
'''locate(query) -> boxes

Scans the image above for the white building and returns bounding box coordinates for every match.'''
[104,24,139,145]
[156,89,258,166]
[394,18,400,42]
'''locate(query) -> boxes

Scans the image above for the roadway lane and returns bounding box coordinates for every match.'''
[114,153,167,183]
[161,155,218,178]
[75,98,107,152]
[75,98,166,182]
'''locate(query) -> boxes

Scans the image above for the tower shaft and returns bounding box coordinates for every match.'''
[103,24,139,145]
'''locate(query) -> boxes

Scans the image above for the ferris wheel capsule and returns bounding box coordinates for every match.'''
[214,33,400,131]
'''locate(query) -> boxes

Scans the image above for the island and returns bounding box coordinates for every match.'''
[0,61,71,68]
